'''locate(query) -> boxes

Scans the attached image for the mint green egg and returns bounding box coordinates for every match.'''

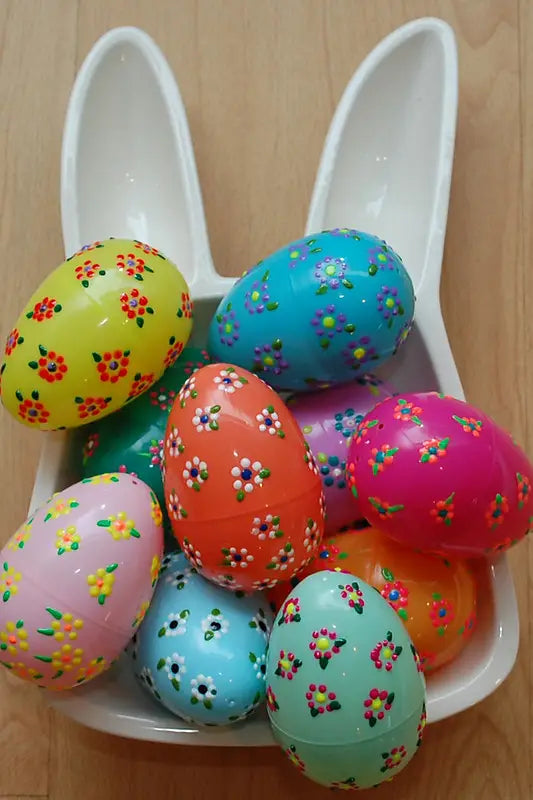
[265,570,426,789]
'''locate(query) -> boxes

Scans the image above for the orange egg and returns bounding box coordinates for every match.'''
[163,363,324,591]
[268,526,477,673]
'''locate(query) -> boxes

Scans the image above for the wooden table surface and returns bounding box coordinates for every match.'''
[0,0,530,798]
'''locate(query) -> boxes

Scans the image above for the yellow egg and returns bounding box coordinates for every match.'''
[0,239,193,430]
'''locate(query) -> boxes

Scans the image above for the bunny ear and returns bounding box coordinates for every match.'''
[306,17,457,302]
[61,26,234,299]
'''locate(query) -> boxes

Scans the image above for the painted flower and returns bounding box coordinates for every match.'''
[28,295,62,321]
[75,395,112,420]
[93,349,130,383]
[127,372,155,401]
[215,304,240,346]
[221,546,254,569]
[429,594,455,634]
[249,608,271,637]
[251,514,283,540]
[314,256,349,291]
[485,493,509,529]
[309,627,346,669]
[342,336,377,371]
[97,511,140,540]
[47,643,84,674]
[150,555,161,587]
[275,649,302,680]
[266,685,279,712]
[179,291,193,319]
[285,745,305,772]
[381,579,409,621]
[55,525,81,555]
[159,652,186,690]
[368,241,397,273]
[132,601,150,628]
[250,652,267,681]
[303,519,320,552]
[453,414,483,436]
[7,521,32,551]
[17,395,50,425]
[417,704,427,746]
[74,260,106,286]
[192,405,220,432]
[331,778,359,791]
[149,385,176,412]
[0,563,21,602]
[82,432,99,465]
[37,608,83,642]
[353,417,379,445]
[138,666,161,700]
[0,620,29,655]
[4,327,23,356]
[430,492,455,526]
[81,473,119,485]
[165,565,197,591]
[334,407,363,439]
[419,437,449,463]
[201,609,229,641]
[44,495,79,521]
[134,240,164,257]
[256,406,284,436]
[165,427,184,458]
[394,398,423,424]
[368,496,405,518]
[76,656,107,684]
[329,227,361,239]
[164,335,184,368]
[339,581,365,614]
[368,444,399,475]
[251,577,279,590]
[364,687,395,726]
[517,472,531,509]
[182,457,209,491]
[182,537,202,567]
[168,491,188,522]
[370,631,402,670]
[213,367,247,393]
[231,458,271,500]
[310,304,354,349]
[3,661,43,682]
[244,277,277,314]
[179,375,198,407]
[252,339,290,376]
[376,285,404,324]
[87,564,117,605]
[288,238,319,265]
[214,573,247,591]
[120,287,153,327]
[159,610,189,637]
[116,251,151,279]
[381,746,407,772]
[267,543,295,571]
[306,683,341,716]
[278,597,301,625]
[190,674,217,708]
[316,453,347,490]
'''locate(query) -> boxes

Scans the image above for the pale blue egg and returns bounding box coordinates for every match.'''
[131,551,272,726]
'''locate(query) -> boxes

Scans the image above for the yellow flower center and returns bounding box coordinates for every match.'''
[325,265,336,276]
[353,347,366,360]
[251,290,260,302]
[372,698,382,711]
[224,323,232,333]
[316,637,330,651]
[280,659,290,670]
[392,753,401,763]
[322,316,335,329]
[263,355,274,366]
[383,647,392,659]
[315,692,326,703]
[286,602,295,615]
[385,297,395,308]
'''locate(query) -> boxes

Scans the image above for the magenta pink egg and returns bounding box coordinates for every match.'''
[288,375,397,533]
[347,391,533,556]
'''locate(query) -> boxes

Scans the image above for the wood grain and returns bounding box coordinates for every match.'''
[0,0,530,798]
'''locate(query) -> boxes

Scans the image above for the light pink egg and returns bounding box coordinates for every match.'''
[0,473,163,690]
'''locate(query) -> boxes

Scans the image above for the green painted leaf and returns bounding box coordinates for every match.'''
[31,389,39,401]
[328,700,341,711]
[28,361,38,370]
[15,390,23,402]
[342,279,354,289]
[310,707,319,717]
[156,658,166,670]
[157,627,166,638]
[204,630,214,641]
[249,652,257,663]
[266,301,278,311]
[36,628,54,637]
[136,317,144,328]
[369,716,377,727]
[34,655,53,663]
[97,519,111,528]
[190,696,199,705]
[171,678,180,691]
[204,699,213,710]
[92,352,102,362]
[38,345,47,356]
[106,563,118,573]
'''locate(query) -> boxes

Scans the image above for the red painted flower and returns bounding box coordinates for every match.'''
[74,260,106,286]
[429,594,455,634]
[309,627,346,669]
[149,386,176,412]
[285,745,305,773]
[381,745,407,772]
[419,437,449,463]
[381,580,409,621]
[368,443,398,475]
[75,396,112,420]
[164,336,184,369]
[120,288,153,327]
[452,414,483,436]
[4,327,23,356]
[29,296,60,321]
[18,397,50,425]
[306,683,341,716]
[82,432,99,465]
[275,649,302,680]
[266,685,279,712]
[370,631,402,670]
[331,778,359,790]
[94,350,130,383]
[134,240,164,257]
[364,687,394,726]
[71,241,103,257]
[430,492,455,526]
[179,292,193,320]
[517,472,531,510]
[339,581,365,614]
[393,398,423,424]
[353,417,379,445]
[368,496,404,518]
[37,350,68,383]
[279,596,301,625]
[485,493,509,529]
[116,252,152,279]
[127,372,155,401]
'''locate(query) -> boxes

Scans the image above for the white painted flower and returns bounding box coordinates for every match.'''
[213,368,246,393]
[138,666,160,699]
[252,653,266,681]
[192,405,220,432]
[164,653,186,685]
[231,458,270,499]
[167,491,186,521]
[213,573,247,591]
[161,611,189,637]
[303,519,320,552]
[222,546,254,568]
[267,544,295,571]
[190,674,217,706]
[178,376,197,406]
[183,538,203,568]
[251,577,278,590]
[165,565,197,590]
[201,610,229,640]
[182,456,208,490]
[166,427,184,457]
[256,406,282,435]
[249,609,271,639]
[251,514,282,541]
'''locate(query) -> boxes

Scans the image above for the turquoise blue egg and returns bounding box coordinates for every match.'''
[207,230,415,392]
[131,552,273,726]
[265,570,426,789]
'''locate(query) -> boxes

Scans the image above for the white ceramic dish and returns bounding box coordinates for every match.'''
[26,20,518,744]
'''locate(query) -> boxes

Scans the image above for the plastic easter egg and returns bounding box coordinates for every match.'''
[162,363,325,592]
[0,473,163,690]
[347,391,533,556]
[207,229,415,392]
[288,375,398,533]
[266,570,426,789]
[0,238,193,430]
[131,551,272,725]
